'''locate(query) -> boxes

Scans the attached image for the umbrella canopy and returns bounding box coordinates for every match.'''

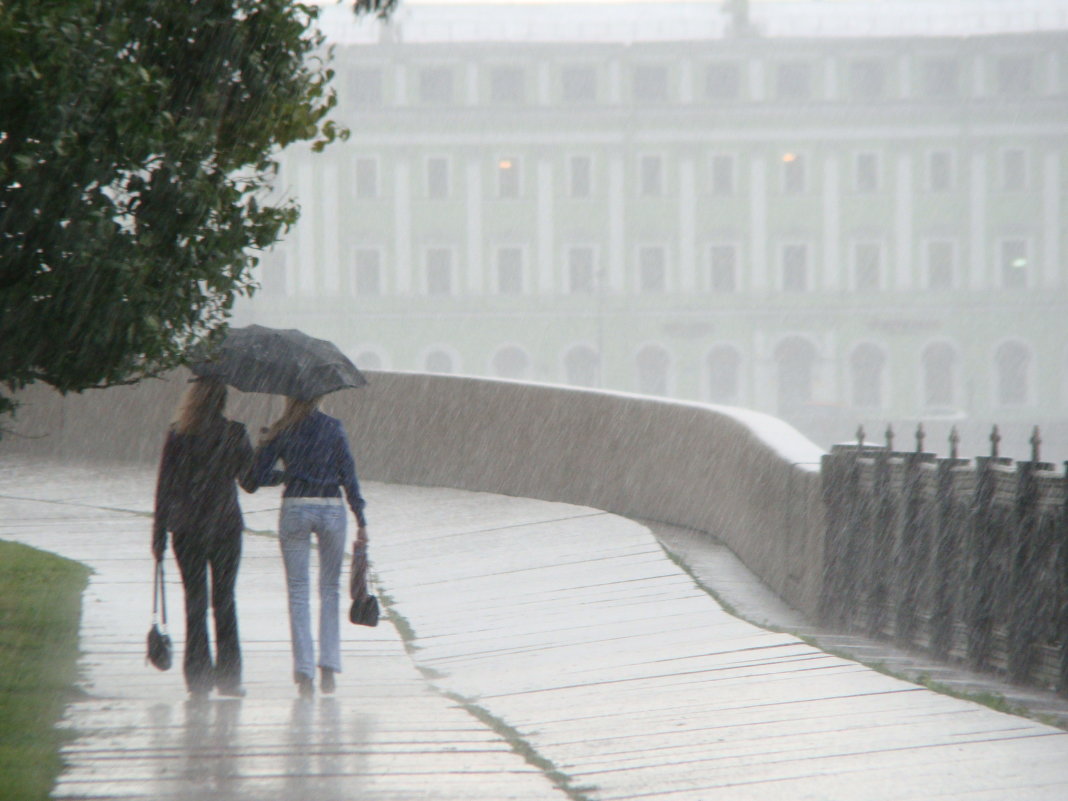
[191,325,368,401]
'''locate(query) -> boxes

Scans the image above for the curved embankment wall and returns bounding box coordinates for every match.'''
[2,370,827,615]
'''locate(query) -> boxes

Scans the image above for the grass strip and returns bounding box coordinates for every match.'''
[0,540,90,801]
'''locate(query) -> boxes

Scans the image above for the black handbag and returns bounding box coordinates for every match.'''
[349,540,380,627]
[147,558,173,671]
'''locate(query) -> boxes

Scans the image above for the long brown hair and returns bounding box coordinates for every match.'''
[262,395,321,442]
[172,378,227,434]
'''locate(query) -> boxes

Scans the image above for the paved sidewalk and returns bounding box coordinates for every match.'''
[3,455,1068,800]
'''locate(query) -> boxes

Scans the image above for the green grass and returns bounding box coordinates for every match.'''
[0,540,90,801]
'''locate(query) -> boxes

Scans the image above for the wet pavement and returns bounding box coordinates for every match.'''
[2,455,1068,800]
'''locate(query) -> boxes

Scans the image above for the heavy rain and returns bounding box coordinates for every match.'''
[2,1,1068,800]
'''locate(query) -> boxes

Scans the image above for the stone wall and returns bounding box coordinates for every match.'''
[2,371,827,615]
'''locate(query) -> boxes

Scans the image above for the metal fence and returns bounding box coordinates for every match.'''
[821,424,1068,694]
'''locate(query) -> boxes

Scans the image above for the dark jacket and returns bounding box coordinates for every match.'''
[153,418,254,553]
[248,410,367,526]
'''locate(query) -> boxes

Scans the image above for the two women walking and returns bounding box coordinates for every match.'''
[152,378,367,700]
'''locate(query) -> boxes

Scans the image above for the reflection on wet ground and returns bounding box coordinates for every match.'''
[3,456,1068,800]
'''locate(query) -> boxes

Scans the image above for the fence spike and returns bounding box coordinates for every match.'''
[885,424,894,452]
[1030,426,1041,463]
[915,422,925,453]
[990,425,1001,459]
[949,426,960,460]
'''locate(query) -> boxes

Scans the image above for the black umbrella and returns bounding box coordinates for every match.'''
[191,325,368,401]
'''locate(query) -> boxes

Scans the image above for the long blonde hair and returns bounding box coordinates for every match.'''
[172,378,227,434]
[263,395,322,442]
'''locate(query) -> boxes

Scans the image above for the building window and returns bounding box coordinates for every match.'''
[853,242,881,291]
[564,345,600,388]
[355,157,378,199]
[710,154,735,196]
[355,351,384,370]
[781,244,808,292]
[497,157,520,198]
[638,246,666,293]
[1001,149,1027,191]
[636,345,670,396]
[922,342,957,408]
[851,344,886,409]
[776,62,812,100]
[639,155,663,196]
[927,150,953,192]
[926,240,955,290]
[706,346,741,404]
[995,341,1030,406]
[709,244,737,292]
[425,249,452,295]
[919,58,958,98]
[491,345,531,379]
[849,60,885,99]
[568,247,595,293]
[424,350,455,374]
[633,65,668,102]
[997,55,1033,96]
[705,62,741,100]
[496,247,523,294]
[260,251,288,296]
[854,152,879,193]
[490,67,525,104]
[774,337,817,415]
[1000,240,1028,289]
[354,249,381,295]
[426,157,449,199]
[419,67,454,104]
[561,65,596,103]
[782,152,806,194]
[349,67,383,106]
[569,155,592,198]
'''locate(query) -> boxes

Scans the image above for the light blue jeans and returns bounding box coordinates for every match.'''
[279,499,347,679]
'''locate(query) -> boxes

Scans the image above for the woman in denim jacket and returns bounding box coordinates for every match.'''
[249,395,367,698]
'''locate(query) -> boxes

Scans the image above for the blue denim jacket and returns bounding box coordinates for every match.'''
[250,411,367,526]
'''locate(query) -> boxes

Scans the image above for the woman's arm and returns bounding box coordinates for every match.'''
[152,431,177,560]
[334,421,367,528]
[246,432,285,490]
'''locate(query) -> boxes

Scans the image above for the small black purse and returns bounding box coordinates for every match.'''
[147,558,173,671]
[349,540,380,627]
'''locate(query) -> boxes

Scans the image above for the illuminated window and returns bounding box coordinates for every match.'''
[497,157,520,198]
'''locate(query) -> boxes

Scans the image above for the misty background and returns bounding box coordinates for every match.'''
[231,0,1068,461]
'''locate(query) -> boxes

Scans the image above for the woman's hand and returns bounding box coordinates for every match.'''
[356,525,369,545]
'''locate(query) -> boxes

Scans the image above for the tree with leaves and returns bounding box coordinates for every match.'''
[0,0,357,422]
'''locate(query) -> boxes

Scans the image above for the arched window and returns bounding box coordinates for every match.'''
[355,351,384,371]
[706,346,741,404]
[424,350,455,374]
[850,343,886,409]
[774,337,817,415]
[491,346,530,379]
[564,345,600,388]
[636,345,670,396]
[922,342,956,408]
[995,341,1030,406]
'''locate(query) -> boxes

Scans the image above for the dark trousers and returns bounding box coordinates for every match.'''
[172,527,242,693]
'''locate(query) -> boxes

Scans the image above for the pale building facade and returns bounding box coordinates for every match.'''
[236,1,1068,455]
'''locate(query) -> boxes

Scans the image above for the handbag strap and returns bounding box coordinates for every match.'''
[153,558,168,627]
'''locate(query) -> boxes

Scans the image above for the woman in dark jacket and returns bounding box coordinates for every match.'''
[248,394,367,698]
[153,377,254,698]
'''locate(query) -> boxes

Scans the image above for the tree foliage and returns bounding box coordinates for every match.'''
[0,0,348,418]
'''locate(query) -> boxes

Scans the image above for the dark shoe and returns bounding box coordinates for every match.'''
[188,686,211,701]
[216,683,246,698]
[295,672,314,699]
[320,668,336,695]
